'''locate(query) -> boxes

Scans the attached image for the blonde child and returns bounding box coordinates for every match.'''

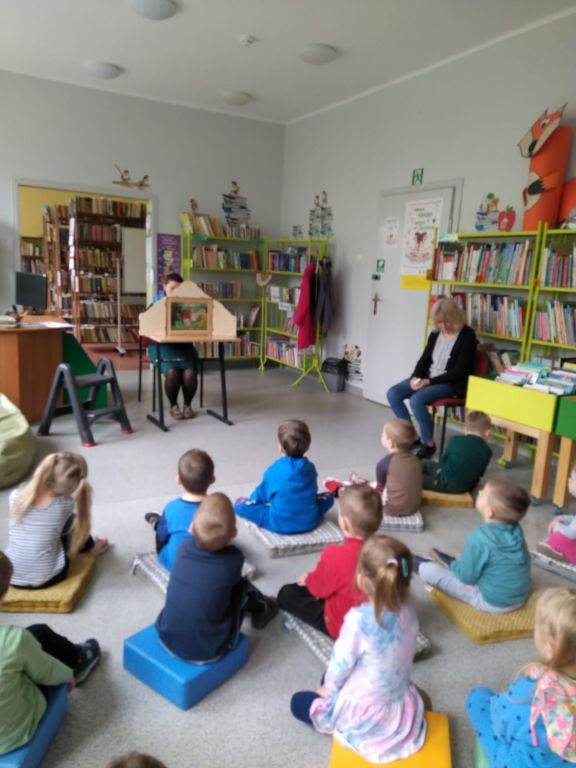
[277,485,383,638]
[6,452,108,588]
[538,462,576,565]
[290,535,427,764]
[467,587,576,766]
[0,551,100,756]
[107,754,168,768]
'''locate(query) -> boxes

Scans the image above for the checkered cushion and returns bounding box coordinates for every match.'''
[131,551,255,594]
[421,489,474,508]
[283,613,432,664]
[379,510,424,533]
[244,519,344,558]
[532,546,576,583]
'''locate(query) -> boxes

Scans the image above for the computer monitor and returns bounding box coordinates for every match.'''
[15,271,48,311]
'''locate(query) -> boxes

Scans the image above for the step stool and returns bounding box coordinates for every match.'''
[37,357,132,447]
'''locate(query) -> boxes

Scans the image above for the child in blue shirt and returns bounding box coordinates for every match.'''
[415,479,531,612]
[234,419,333,534]
[145,448,214,570]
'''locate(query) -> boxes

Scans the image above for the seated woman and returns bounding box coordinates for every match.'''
[386,297,477,459]
[148,272,199,420]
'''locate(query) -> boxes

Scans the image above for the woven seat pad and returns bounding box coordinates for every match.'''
[283,613,432,664]
[429,588,537,644]
[131,551,255,594]
[379,510,424,533]
[422,489,474,508]
[532,546,576,583]
[1,555,96,613]
[244,519,344,558]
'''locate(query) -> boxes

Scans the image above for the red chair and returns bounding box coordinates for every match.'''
[430,350,490,456]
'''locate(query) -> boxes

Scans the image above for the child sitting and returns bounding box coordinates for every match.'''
[422,410,492,494]
[6,451,108,589]
[234,419,333,534]
[155,493,278,663]
[277,485,383,638]
[108,754,167,768]
[290,535,427,764]
[324,419,422,518]
[0,551,100,756]
[538,462,576,565]
[416,478,531,612]
[145,448,214,570]
[467,586,576,766]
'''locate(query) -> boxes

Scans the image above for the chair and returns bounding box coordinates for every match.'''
[138,335,205,408]
[430,350,490,456]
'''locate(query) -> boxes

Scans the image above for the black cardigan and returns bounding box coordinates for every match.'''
[411,325,477,398]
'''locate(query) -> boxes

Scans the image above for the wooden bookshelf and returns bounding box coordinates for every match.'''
[19,236,44,274]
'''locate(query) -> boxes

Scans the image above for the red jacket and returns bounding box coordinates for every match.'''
[293,263,317,350]
[305,536,365,639]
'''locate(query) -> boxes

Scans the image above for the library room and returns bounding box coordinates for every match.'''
[1,3,576,768]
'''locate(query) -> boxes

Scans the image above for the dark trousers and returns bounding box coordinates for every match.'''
[27,624,80,671]
[277,583,328,635]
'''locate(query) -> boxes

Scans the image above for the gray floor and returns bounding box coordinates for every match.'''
[0,365,569,768]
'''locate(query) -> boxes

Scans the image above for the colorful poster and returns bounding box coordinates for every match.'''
[382,216,400,249]
[156,233,181,291]
[401,198,443,279]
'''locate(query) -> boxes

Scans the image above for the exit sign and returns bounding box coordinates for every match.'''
[412,168,424,185]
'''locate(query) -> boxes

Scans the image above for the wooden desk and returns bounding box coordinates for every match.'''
[0,324,65,422]
[553,396,576,510]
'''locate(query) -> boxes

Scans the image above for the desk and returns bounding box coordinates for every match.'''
[0,324,65,422]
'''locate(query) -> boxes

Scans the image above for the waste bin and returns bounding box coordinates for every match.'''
[321,358,348,393]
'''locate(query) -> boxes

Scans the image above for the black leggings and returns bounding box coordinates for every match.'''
[27,624,80,670]
[164,368,198,407]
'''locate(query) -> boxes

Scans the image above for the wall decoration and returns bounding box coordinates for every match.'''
[157,233,181,291]
[401,198,443,280]
[308,191,333,238]
[382,216,400,249]
[113,164,150,189]
[475,193,500,231]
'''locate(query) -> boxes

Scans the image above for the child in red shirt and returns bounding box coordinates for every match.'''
[277,485,383,638]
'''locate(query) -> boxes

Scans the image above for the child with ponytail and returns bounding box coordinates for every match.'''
[290,535,427,764]
[6,452,108,588]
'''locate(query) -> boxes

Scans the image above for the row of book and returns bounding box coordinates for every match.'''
[44,225,69,245]
[78,301,143,322]
[196,338,260,359]
[496,361,576,395]
[20,258,45,274]
[266,303,296,335]
[76,250,118,270]
[181,212,262,240]
[76,223,123,243]
[267,285,301,304]
[196,281,243,298]
[21,241,42,257]
[268,248,307,273]
[265,337,309,367]
[233,305,261,329]
[462,294,526,339]
[70,197,146,221]
[74,275,118,294]
[190,247,260,271]
[43,205,69,224]
[533,301,576,347]
[538,245,576,289]
[433,241,533,285]
[80,326,140,344]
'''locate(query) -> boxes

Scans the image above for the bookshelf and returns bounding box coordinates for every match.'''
[43,205,71,318]
[181,228,265,361]
[68,196,146,346]
[19,236,44,274]
[429,227,542,362]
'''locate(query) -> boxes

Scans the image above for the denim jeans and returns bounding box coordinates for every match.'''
[386,378,454,444]
[418,562,523,613]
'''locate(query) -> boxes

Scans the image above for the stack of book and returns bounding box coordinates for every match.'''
[433,240,533,285]
[222,193,251,226]
[539,244,576,288]
[496,361,576,394]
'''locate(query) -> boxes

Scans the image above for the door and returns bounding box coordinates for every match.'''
[363,181,462,405]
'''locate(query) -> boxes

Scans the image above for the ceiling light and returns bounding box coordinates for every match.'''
[221,90,253,107]
[130,0,177,20]
[299,43,338,65]
[83,61,123,79]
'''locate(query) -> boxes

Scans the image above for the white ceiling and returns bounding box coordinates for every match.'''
[2,0,576,124]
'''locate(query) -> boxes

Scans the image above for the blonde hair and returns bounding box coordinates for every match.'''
[465,410,492,435]
[11,452,92,557]
[357,535,412,621]
[523,587,576,678]
[430,297,466,332]
[193,493,236,552]
[383,419,417,452]
[483,478,530,524]
[339,485,383,538]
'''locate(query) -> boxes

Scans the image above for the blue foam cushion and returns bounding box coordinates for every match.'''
[123,625,249,710]
[0,685,67,768]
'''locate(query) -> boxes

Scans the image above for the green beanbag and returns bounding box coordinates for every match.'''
[0,394,35,489]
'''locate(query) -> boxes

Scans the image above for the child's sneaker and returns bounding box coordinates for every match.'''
[90,537,109,556]
[74,639,101,684]
[349,472,369,485]
[144,512,161,528]
[323,477,349,496]
[251,597,279,630]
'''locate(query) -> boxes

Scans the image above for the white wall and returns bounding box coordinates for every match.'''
[0,71,284,307]
[281,15,576,378]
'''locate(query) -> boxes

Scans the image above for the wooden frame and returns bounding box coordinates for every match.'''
[165,296,213,339]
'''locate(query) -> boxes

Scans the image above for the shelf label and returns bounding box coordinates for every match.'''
[278,301,292,312]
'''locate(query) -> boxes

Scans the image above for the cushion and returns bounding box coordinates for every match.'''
[283,613,432,664]
[131,551,255,593]
[379,510,424,533]
[0,684,67,768]
[0,394,35,490]
[244,518,344,558]
[123,624,249,710]
[428,588,537,643]
[531,546,576,583]
[1,556,96,613]
[329,711,451,767]
[422,489,474,508]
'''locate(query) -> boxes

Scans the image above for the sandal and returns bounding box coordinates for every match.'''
[170,405,183,420]
[90,537,109,556]
[182,405,195,419]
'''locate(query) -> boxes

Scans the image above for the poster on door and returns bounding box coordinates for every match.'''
[157,233,181,292]
[400,198,443,290]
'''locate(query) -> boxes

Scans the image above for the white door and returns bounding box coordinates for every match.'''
[363,181,462,405]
